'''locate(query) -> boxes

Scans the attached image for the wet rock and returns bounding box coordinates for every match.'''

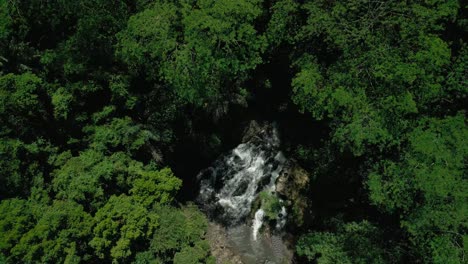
[275,161,310,227]
[206,222,244,264]
[232,180,249,196]
[241,120,278,144]
[241,120,263,143]
[257,173,272,190]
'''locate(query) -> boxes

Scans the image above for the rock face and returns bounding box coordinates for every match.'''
[276,161,310,227]
[241,120,276,143]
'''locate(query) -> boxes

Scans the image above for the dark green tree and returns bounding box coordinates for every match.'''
[297,220,395,264]
[368,114,467,263]
[117,0,266,106]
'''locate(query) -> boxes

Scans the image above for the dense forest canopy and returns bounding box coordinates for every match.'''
[0,0,466,263]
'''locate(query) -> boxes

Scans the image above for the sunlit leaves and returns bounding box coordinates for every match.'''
[9,200,92,264]
[291,0,460,155]
[117,0,266,105]
[140,205,211,263]
[90,195,158,263]
[130,167,182,207]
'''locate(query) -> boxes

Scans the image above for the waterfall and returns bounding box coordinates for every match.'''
[252,209,265,240]
[197,124,286,226]
[197,124,293,263]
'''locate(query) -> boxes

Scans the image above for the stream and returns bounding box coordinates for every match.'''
[197,124,293,263]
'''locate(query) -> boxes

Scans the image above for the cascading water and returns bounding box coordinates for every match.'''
[197,124,285,225]
[197,124,293,263]
[252,209,265,241]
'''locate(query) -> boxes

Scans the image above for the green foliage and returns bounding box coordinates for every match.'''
[32,1,130,79]
[265,0,300,48]
[0,138,55,198]
[59,1,129,75]
[116,1,178,76]
[132,204,211,263]
[368,114,467,262]
[52,149,181,211]
[90,195,158,263]
[0,199,33,254]
[0,73,46,137]
[258,191,283,221]
[297,221,391,264]
[109,75,138,109]
[130,167,182,207]
[52,150,138,209]
[291,0,459,156]
[290,1,465,263]
[85,117,154,154]
[0,1,209,263]
[9,200,93,264]
[441,44,467,113]
[173,240,215,264]
[51,86,74,119]
[0,0,11,41]
[117,0,266,105]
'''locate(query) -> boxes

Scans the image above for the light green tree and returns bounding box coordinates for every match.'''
[90,195,158,263]
[9,200,93,264]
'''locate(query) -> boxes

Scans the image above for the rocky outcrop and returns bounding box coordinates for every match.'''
[241,120,278,144]
[276,161,310,227]
[241,120,262,143]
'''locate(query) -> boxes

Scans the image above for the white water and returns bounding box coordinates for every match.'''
[252,209,265,240]
[197,125,286,225]
[197,124,292,263]
[276,206,287,229]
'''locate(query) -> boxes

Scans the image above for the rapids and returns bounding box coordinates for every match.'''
[197,124,292,263]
